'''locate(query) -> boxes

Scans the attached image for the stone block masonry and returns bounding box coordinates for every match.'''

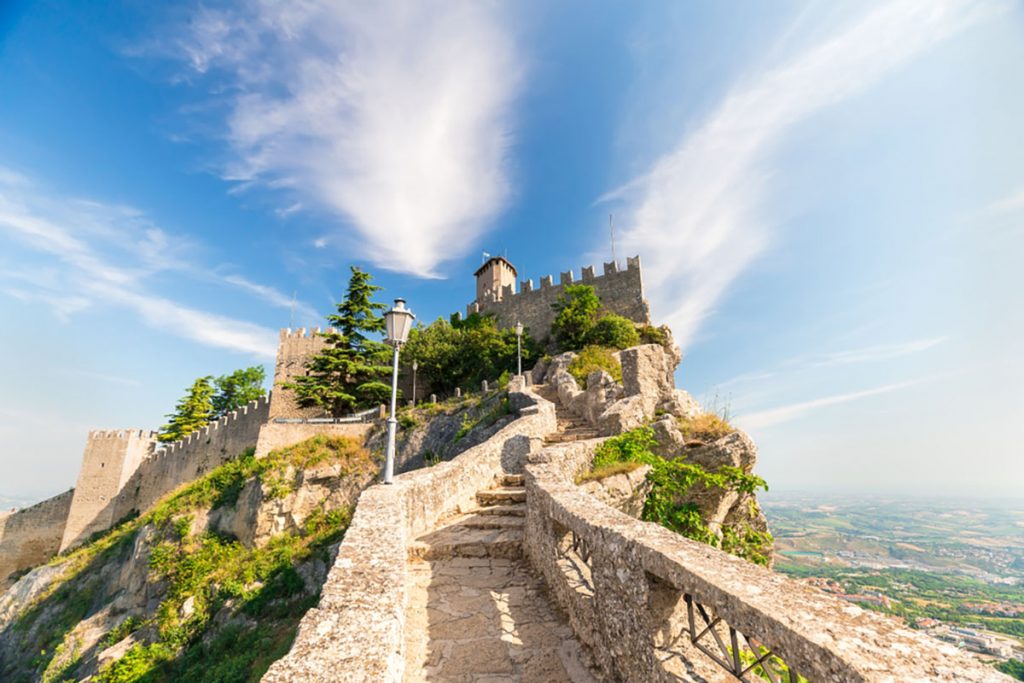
[0,490,74,590]
[465,256,650,341]
[269,328,332,419]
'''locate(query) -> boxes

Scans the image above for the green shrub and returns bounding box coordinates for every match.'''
[551,284,601,351]
[584,314,640,350]
[568,346,621,388]
[587,426,772,565]
[638,324,669,346]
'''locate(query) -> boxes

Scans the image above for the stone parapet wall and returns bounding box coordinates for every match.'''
[465,256,650,340]
[262,388,556,682]
[523,435,1009,682]
[0,490,74,590]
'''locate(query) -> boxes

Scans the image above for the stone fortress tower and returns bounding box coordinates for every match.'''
[474,255,518,304]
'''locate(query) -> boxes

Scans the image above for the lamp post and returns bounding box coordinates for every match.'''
[411,359,418,405]
[383,298,415,484]
[515,321,523,377]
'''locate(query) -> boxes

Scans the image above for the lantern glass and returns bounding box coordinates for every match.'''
[515,321,523,337]
[385,298,415,346]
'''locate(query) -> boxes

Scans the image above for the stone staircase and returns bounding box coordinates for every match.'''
[402,390,600,681]
[407,473,526,561]
[534,383,600,445]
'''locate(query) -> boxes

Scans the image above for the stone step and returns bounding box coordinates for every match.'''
[474,503,525,517]
[476,488,526,506]
[544,432,600,444]
[459,513,524,530]
[408,524,523,560]
[501,473,524,487]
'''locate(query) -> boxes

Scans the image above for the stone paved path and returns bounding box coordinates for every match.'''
[404,460,599,681]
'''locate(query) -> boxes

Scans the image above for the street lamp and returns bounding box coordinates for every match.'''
[515,321,523,377]
[411,359,418,405]
[383,298,415,484]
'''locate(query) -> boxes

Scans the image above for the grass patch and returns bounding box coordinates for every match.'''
[453,394,511,442]
[576,461,644,484]
[677,412,734,442]
[567,346,621,388]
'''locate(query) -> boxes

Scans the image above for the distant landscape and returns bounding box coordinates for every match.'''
[763,492,1024,676]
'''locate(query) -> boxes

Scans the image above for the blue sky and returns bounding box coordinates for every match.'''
[1,0,1021,501]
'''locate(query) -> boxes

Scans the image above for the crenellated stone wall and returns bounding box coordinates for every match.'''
[465,256,650,340]
[0,490,74,590]
[59,396,271,553]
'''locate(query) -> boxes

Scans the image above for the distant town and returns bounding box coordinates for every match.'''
[763,492,1024,672]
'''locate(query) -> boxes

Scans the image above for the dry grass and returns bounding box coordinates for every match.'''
[576,461,644,484]
[677,412,734,442]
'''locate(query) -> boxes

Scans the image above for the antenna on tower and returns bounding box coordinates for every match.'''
[609,213,617,265]
[289,291,297,329]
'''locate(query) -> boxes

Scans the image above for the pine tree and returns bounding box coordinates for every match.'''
[158,376,215,443]
[286,267,392,416]
[212,366,266,418]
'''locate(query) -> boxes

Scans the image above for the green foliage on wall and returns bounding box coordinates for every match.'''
[286,267,393,415]
[403,313,540,395]
[590,426,772,565]
[551,284,601,350]
[567,345,622,388]
[584,313,640,349]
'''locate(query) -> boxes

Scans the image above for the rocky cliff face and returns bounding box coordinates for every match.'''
[534,336,773,565]
[0,436,376,683]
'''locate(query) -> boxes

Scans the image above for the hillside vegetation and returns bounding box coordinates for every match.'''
[0,436,375,683]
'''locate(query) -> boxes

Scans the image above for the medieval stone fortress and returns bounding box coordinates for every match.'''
[0,257,1011,681]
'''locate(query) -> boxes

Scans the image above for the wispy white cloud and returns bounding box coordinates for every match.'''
[736,378,924,430]
[0,170,278,357]
[983,186,1024,216]
[166,1,522,278]
[810,337,947,368]
[603,0,1000,349]
[221,273,320,325]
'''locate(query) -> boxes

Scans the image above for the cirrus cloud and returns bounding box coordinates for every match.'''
[169,1,523,278]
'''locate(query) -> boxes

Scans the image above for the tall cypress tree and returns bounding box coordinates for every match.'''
[158,376,215,442]
[286,267,392,416]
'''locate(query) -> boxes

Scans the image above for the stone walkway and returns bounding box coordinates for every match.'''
[403,466,599,682]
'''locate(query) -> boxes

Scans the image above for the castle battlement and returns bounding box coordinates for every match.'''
[155,394,272,456]
[86,429,155,440]
[465,255,649,339]
[280,327,338,340]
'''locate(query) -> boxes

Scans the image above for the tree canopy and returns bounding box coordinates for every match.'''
[211,366,266,418]
[158,376,216,443]
[285,267,392,416]
[404,313,541,395]
[550,284,601,351]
